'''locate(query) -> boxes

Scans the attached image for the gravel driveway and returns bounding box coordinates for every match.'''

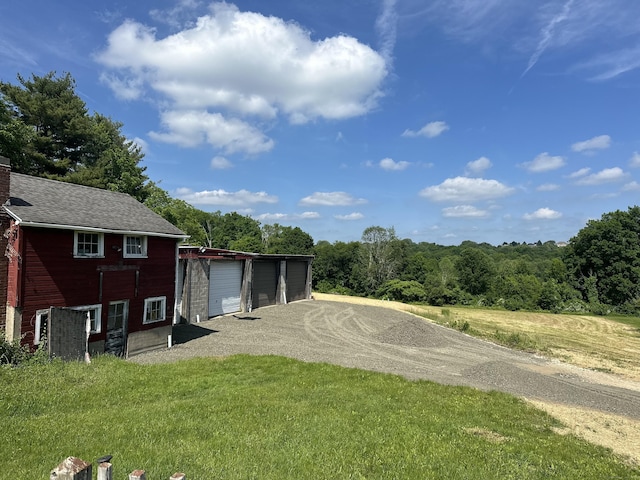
[133,299,640,420]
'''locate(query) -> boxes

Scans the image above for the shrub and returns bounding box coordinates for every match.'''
[589,303,612,316]
[562,299,589,313]
[376,280,426,303]
[0,330,29,366]
[0,330,49,366]
[425,285,457,306]
[315,280,353,296]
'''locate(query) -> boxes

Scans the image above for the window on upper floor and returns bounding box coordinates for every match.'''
[74,232,104,258]
[123,235,148,258]
[143,296,166,324]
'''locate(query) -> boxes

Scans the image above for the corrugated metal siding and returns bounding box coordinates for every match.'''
[252,261,277,309]
[209,260,243,317]
[286,261,308,302]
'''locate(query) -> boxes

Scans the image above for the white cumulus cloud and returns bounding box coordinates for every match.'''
[402,121,449,138]
[571,134,611,153]
[96,3,387,155]
[380,157,410,171]
[442,205,489,218]
[211,156,233,169]
[464,156,492,176]
[537,183,560,192]
[176,187,278,206]
[335,212,364,221]
[523,208,562,220]
[574,167,626,186]
[299,192,368,207]
[149,110,274,154]
[130,136,149,155]
[521,152,566,173]
[630,152,640,168]
[257,211,320,221]
[568,167,591,178]
[419,177,515,203]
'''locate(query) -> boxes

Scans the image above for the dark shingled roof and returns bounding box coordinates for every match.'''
[4,173,186,238]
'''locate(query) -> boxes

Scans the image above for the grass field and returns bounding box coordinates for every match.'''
[1,355,638,479]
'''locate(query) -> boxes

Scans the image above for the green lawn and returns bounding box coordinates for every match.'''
[1,355,637,479]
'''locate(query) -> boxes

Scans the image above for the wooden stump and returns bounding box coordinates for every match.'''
[50,457,92,480]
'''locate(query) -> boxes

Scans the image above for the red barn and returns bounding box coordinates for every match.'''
[0,157,187,357]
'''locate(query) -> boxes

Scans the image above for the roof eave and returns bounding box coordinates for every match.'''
[4,210,188,240]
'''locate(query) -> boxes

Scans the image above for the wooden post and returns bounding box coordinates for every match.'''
[50,457,92,480]
[129,470,146,480]
[97,462,113,480]
[170,474,186,480]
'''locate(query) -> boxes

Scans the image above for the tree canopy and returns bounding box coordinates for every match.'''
[564,206,640,307]
[0,72,149,201]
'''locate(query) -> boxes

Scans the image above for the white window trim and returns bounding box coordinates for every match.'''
[143,296,167,324]
[34,309,49,345]
[71,304,102,334]
[123,235,148,258]
[74,231,104,258]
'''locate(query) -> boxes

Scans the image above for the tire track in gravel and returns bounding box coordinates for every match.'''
[299,301,640,419]
[299,302,640,419]
[302,303,469,377]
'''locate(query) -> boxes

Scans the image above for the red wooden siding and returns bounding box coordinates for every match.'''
[14,227,177,347]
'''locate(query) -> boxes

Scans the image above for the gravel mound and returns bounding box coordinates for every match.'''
[376,317,448,348]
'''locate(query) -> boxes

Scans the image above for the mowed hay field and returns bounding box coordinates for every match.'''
[313,293,640,465]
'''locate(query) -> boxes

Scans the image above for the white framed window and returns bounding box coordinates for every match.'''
[123,235,148,258]
[143,296,167,324]
[34,309,49,345]
[107,301,128,331]
[71,304,102,334]
[74,232,104,258]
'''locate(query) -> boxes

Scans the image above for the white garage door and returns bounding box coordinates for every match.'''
[209,261,243,317]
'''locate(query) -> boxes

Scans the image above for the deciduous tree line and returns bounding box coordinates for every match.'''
[314,213,640,315]
[2,72,639,314]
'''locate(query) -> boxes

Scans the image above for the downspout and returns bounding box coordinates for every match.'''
[173,242,180,325]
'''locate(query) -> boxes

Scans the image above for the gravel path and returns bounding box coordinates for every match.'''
[132,300,640,420]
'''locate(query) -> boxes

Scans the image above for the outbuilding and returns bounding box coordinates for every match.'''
[177,246,313,324]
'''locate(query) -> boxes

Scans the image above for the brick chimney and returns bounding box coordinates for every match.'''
[0,156,10,205]
[0,156,9,328]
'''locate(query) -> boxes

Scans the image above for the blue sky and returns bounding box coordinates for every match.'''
[2,0,640,246]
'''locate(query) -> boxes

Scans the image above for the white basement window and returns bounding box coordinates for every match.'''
[71,304,103,334]
[34,309,49,345]
[123,235,148,258]
[143,296,167,324]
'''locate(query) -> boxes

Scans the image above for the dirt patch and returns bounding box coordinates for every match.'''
[528,400,640,467]
[464,427,511,444]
